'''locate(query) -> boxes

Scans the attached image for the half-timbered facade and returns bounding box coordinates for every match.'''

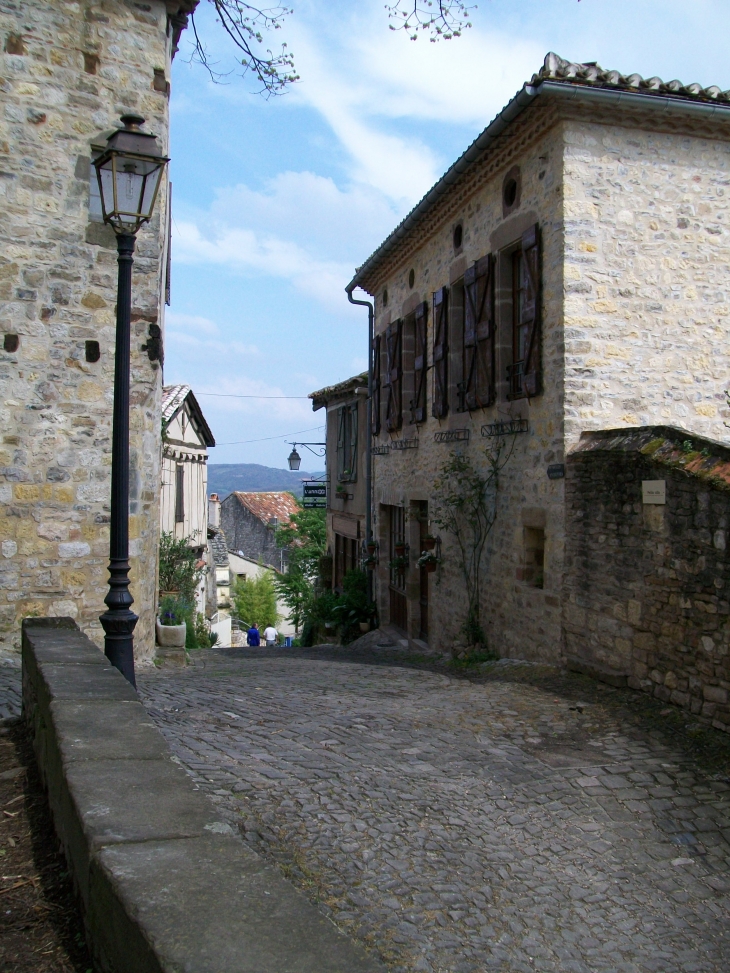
[350,53,730,661]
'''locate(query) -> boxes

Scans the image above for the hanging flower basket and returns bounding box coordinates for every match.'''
[389,555,409,572]
[422,535,437,551]
[363,555,377,570]
[417,551,439,573]
[366,541,377,554]
[394,543,406,557]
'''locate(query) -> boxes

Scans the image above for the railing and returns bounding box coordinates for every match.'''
[507,359,524,399]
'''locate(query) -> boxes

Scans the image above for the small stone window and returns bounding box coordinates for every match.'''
[408,268,415,289]
[85,340,100,363]
[83,52,99,74]
[453,223,463,251]
[4,334,19,353]
[502,166,521,217]
[382,287,388,307]
[520,527,544,588]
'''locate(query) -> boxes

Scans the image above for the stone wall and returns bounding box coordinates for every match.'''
[565,427,730,732]
[220,497,288,572]
[0,0,182,660]
[562,112,730,449]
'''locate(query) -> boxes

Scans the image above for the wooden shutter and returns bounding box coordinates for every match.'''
[432,287,449,418]
[520,224,541,397]
[411,301,428,423]
[371,333,381,436]
[385,320,403,432]
[463,254,495,410]
[175,463,184,523]
[349,403,358,480]
[336,406,346,479]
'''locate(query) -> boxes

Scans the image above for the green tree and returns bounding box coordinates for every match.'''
[273,505,326,632]
[232,570,281,630]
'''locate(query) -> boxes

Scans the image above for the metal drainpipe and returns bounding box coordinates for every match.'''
[346,285,374,598]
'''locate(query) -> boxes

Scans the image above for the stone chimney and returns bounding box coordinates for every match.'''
[208,493,221,528]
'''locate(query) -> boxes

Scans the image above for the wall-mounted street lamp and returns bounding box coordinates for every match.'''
[286,441,325,471]
[93,114,169,688]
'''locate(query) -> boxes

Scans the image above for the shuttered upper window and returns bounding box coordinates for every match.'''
[174,464,184,523]
[336,404,358,481]
[410,301,428,423]
[371,333,381,436]
[508,223,541,399]
[461,254,495,411]
[384,319,403,432]
[432,287,449,419]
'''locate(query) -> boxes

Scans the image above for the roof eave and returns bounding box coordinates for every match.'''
[347,78,730,295]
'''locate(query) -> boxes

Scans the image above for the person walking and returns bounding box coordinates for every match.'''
[263,624,278,648]
[246,623,260,647]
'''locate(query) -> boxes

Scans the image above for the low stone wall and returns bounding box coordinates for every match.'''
[564,427,730,732]
[22,617,381,973]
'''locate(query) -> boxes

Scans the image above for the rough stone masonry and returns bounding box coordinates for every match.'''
[0,1,194,660]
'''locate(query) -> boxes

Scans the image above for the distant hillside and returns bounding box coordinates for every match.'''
[208,464,325,500]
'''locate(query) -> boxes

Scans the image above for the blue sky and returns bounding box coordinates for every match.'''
[165,0,730,467]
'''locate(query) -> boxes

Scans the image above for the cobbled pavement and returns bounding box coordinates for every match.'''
[135,647,730,973]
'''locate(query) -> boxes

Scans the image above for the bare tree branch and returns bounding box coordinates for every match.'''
[190,1,299,95]
[385,0,476,41]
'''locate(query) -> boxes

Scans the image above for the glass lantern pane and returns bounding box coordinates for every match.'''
[140,164,163,219]
[98,165,117,219]
[116,163,145,220]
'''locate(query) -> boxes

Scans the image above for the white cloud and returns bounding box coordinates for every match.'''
[165,311,220,336]
[194,376,314,423]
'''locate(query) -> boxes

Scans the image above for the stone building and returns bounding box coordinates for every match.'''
[160,384,214,549]
[220,491,299,572]
[310,373,368,588]
[348,53,730,663]
[0,1,196,660]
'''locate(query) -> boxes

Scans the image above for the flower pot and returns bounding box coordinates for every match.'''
[394,544,406,557]
[424,560,437,574]
[359,621,370,633]
[156,619,186,647]
[365,560,375,570]
[366,542,377,554]
[159,590,180,600]
[422,536,436,551]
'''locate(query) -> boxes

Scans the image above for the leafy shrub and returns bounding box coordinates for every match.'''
[158,532,203,603]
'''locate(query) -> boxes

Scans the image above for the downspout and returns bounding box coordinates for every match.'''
[346,285,374,598]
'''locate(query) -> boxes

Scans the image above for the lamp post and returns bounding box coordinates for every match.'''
[93,114,169,687]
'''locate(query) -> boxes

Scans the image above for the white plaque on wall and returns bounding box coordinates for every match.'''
[642,480,666,505]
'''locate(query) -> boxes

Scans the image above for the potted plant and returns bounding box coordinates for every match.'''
[389,555,409,572]
[417,550,439,573]
[156,595,188,647]
[422,534,437,551]
[394,541,406,557]
[363,554,377,570]
[365,540,377,555]
[359,620,370,633]
[335,483,348,498]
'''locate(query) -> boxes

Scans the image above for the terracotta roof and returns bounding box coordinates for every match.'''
[348,52,730,294]
[572,426,730,491]
[231,491,300,525]
[162,384,215,447]
[309,372,368,412]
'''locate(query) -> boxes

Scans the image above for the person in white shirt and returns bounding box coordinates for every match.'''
[263,625,278,647]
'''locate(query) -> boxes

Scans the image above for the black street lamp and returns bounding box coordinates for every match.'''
[286,441,326,471]
[93,114,169,687]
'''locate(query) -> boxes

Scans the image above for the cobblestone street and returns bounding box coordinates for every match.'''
[137,646,730,973]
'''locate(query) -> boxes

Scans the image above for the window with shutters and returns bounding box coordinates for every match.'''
[336,404,358,482]
[174,464,184,523]
[371,333,382,436]
[384,319,403,432]
[461,254,495,410]
[432,287,449,418]
[410,301,428,423]
[507,224,541,399]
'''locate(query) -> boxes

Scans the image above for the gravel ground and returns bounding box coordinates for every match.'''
[137,644,730,973]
